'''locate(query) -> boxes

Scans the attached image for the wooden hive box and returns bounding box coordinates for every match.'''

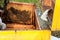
[5,2,39,30]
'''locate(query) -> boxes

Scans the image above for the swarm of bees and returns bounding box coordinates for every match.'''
[6,7,31,25]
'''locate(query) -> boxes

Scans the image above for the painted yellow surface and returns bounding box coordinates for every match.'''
[0,30,50,40]
[52,0,60,31]
[0,30,15,40]
[16,30,50,40]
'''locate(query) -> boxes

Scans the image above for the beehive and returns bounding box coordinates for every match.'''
[5,2,39,30]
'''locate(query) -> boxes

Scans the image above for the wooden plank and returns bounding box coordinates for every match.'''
[6,24,35,30]
[43,0,52,7]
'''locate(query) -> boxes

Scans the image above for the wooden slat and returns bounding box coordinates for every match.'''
[6,23,35,30]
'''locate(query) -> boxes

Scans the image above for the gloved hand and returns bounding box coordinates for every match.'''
[0,17,6,30]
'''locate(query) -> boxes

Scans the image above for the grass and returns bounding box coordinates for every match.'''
[11,0,38,3]
[10,0,41,8]
[0,0,41,8]
[0,0,4,7]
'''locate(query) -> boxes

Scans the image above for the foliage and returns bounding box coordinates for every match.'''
[0,0,4,7]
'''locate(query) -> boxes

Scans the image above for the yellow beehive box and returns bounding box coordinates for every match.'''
[16,30,50,40]
[0,30,50,40]
[52,0,60,31]
[0,30,15,40]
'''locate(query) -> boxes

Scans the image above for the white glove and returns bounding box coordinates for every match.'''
[0,17,6,30]
[41,9,50,21]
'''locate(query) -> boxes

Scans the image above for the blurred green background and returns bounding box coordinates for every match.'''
[0,0,4,7]
[10,0,41,8]
[0,0,41,8]
[11,0,38,3]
